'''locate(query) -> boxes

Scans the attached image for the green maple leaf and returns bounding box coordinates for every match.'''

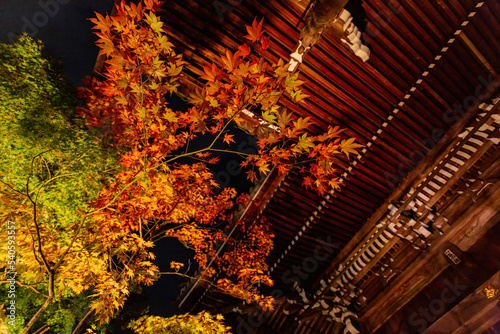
[285,72,305,90]
[296,133,314,151]
[291,89,308,103]
[209,98,220,107]
[144,12,163,33]
[262,110,277,124]
[163,111,178,123]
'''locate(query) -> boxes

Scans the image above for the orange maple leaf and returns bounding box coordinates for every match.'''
[341,137,364,158]
[246,170,257,182]
[244,18,264,43]
[208,156,220,164]
[200,62,221,82]
[302,176,313,189]
[223,133,235,145]
[221,48,237,71]
[236,44,251,58]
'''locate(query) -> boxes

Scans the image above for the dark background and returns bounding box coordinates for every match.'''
[0,0,110,87]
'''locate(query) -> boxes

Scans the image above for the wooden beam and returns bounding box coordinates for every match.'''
[459,32,498,77]
[300,0,350,47]
[239,167,288,225]
[370,218,500,334]
[359,177,500,332]
[424,140,493,209]
[423,270,500,334]
[312,74,500,295]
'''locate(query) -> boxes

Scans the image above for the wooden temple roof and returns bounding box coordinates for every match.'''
[151,0,500,333]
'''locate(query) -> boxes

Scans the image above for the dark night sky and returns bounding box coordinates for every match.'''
[0,0,110,87]
[0,1,255,331]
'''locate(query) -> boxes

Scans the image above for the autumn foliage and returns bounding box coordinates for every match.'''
[128,311,232,333]
[1,0,361,331]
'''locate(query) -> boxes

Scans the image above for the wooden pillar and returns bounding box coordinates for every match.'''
[300,0,350,47]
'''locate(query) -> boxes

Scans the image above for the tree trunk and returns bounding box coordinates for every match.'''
[20,294,53,334]
[72,309,95,334]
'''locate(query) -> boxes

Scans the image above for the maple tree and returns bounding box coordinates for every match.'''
[1,0,362,333]
[0,34,118,334]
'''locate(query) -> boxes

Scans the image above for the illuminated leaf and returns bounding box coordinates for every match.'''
[144,12,163,33]
[293,117,311,130]
[223,133,235,145]
[291,89,309,103]
[200,62,221,82]
[244,18,264,43]
[296,133,314,151]
[341,137,364,158]
[261,110,277,124]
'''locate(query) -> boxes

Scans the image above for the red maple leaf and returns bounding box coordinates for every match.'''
[208,156,220,164]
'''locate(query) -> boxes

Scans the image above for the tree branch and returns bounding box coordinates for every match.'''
[71,309,95,334]
[32,324,50,334]
[21,153,56,334]
[0,281,47,297]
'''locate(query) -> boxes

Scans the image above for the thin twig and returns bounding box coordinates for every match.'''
[0,281,48,297]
